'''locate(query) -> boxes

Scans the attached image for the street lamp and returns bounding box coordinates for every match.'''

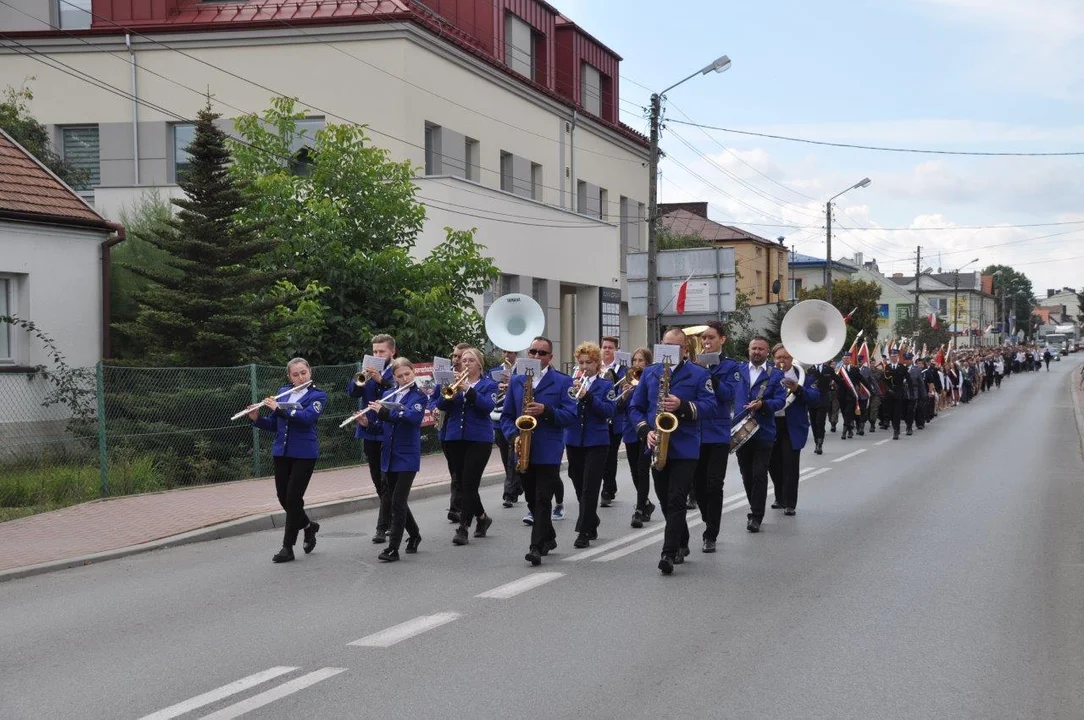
[646,54,731,343]
[952,257,980,349]
[825,177,871,304]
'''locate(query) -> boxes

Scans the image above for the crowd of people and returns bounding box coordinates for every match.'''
[244,331,1049,574]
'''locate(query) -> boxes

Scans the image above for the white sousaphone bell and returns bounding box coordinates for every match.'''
[485,293,547,353]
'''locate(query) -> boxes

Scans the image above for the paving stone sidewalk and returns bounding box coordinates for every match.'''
[0,453,504,576]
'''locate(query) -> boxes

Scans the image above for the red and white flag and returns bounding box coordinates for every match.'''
[928,313,939,329]
[984,323,994,334]
[675,273,693,315]
[843,307,858,324]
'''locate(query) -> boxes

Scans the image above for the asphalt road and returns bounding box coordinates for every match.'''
[3,360,1082,719]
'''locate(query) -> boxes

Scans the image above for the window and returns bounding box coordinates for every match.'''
[530,163,542,201]
[790,277,803,296]
[505,13,534,78]
[598,188,608,220]
[465,137,480,182]
[500,274,514,297]
[581,63,601,116]
[500,151,514,193]
[755,270,763,298]
[60,126,99,195]
[599,288,621,339]
[58,0,91,29]
[619,197,631,272]
[0,277,10,363]
[532,278,545,304]
[172,123,195,182]
[424,123,441,175]
[288,118,324,176]
[755,246,762,257]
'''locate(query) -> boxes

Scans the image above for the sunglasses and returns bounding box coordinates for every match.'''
[527,349,550,357]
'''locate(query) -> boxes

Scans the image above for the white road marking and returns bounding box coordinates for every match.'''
[138,667,298,720]
[833,449,867,462]
[348,612,461,648]
[477,572,564,599]
[564,510,703,562]
[197,668,346,720]
[799,466,815,474]
[801,468,831,481]
[875,439,891,446]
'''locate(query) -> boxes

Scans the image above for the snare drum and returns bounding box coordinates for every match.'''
[729,415,760,454]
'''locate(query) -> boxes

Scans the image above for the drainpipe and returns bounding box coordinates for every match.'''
[101,222,126,359]
[569,108,578,210]
[126,34,139,185]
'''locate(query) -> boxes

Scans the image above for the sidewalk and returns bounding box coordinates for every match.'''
[0,453,505,582]
[1071,361,1084,455]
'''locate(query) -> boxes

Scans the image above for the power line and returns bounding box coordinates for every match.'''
[667,119,1084,157]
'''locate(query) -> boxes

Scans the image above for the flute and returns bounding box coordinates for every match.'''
[339,387,403,429]
[230,381,313,421]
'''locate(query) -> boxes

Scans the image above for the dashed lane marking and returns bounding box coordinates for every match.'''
[348,612,461,648]
[197,668,346,720]
[875,439,891,446]
[833,449,868,463]
[477,572,564,599]
[564,511,703,562]
[137,667,298,720]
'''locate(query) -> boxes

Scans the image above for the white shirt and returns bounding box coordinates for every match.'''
[749,362,766,386]
[531,366,549,389]
[775,367,799,417]
[286,387,307,405]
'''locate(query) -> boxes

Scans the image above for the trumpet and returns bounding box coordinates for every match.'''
[613,366,642,399]
[230,380,313,421]
[441,370,471,400]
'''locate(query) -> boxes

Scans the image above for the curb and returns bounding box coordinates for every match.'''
[0,470,508,584]
[1069,361,1084,458]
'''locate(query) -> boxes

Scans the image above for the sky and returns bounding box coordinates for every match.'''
[559,0,1084,298]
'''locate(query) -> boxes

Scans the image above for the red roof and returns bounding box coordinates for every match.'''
[660,209,778,246]
[0,129,111,228]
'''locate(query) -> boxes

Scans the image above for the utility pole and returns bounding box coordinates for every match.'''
[825,201,834,304]
[646,93,661,344]
[914,246,922,336]
[953,271,960,350]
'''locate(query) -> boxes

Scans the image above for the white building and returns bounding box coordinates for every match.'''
[889,271,999,348]
[0,0,651,362]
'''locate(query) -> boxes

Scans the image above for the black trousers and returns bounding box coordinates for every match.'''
[522,464,559,550]
[694,442,729,541]
[568,445,607,536]
[652,458,697,556]
[381,470,419,550]
[442,440,461,515]
[363,440,389,533]
[840,396,858,431]
[601,432,622,500]
[867,395,882,429]
[828,393,840,427]
[769,418,801,510]
[884,396,903,433]
[625,441,652,509]
[494,429,520,500]
[914,397,927,427]
[903,399,916,429]
[808,406,827,442]
[553,473,564,506]
[446,440,492,528]
[737,440,773,521]
[273,456,316,546]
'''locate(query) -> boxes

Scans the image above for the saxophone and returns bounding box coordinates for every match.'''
[514,368,538,473]
[651,358,679,470]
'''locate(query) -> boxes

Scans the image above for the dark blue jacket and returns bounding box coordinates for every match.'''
[346,365,394,442]
[252,385,328,459]
[377,385,428,473]
[781,369,820,450]
[628,360,716,461]
[565,376,617,448]
[602,364,627,436]
[437,376,500,443]
[701,358,739,445]
[500,368,576,465]
[730,363,787,445]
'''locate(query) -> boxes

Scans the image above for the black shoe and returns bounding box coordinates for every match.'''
[303,522,320,554]
[703,539,717,553]
[272,546,295,563]
[371,532,387,544]
[857,428,865,436]
[574,534,590,549]
[747,517,761,533]
[830,424,837,432]
[447,511,461,524]
[600,495,613,508]
[906,429,913,436]
[893,431,900,440]
[453,527,469,545]
[680,546,691,557]
[643,502,656,522]
[502,499,513,508]
[378,547,399,562]
[474,515,493,538]
[814,441,823,455]
[784,508,796,516]
[405,536,421,554]
[771,501,784,509]
[526,547,542,566]
[869,426,876,433]
[686,497,698,510]
[586,525,598,541]
[658,555,675,575]
[630,510,644,529]
[541,538,557,556]
[673,552,685,565]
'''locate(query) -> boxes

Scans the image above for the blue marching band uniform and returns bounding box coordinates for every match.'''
[251,337,830,574]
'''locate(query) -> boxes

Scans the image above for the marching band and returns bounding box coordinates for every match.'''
[239,296,1043,574]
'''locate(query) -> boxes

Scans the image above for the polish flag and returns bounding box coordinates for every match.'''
[928,313,939,329]
[675,273,693,315]
[858,341,870,366]
[934,346,945,365]
[843,307,857,324]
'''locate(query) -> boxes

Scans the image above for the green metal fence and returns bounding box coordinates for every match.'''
[0,363,443,521]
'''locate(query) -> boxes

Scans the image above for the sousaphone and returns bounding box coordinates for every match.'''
[485,293,546,353]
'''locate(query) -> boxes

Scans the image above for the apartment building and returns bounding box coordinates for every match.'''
[0,0,651,359]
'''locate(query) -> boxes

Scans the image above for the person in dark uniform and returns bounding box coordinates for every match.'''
[836,354,867,439]
[901,352,920,433]
[598,335,625,507]
[250,358,328,563]
[693,321,737,553]
[862,360,883,434]
[565,342,616,548]
[769,343,820,516]
[922,358,942,421]
[438,347,499,547]
[443,342,472,523]
[357,358,427,562]
[1043,347,1053,371]
[730,336,787,534]
[909,355,928,430]
[347,334,396,543]
[501,336,576,566]
[629,328,716,575]
[616,347,655,528]
[807,361,835,454]
[493,349,520,507]
[883,349,908,439]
